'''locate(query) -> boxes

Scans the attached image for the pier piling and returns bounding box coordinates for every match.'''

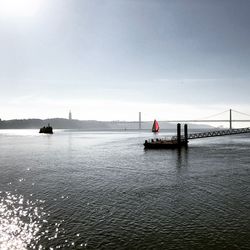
[184,124,188,143]
[177,123,181,145]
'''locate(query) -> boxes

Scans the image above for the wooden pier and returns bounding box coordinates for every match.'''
[144,124,250,149]
[144,124,188,149]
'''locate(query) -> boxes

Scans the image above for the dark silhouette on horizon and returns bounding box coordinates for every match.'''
[39,123,53,134]
[0,118,213,130]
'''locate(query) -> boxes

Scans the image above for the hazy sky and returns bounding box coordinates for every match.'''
[1,0,250,121]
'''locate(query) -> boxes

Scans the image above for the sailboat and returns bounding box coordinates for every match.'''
[152,119,159,133]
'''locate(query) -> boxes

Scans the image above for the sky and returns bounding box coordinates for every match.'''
[1,0,250,121]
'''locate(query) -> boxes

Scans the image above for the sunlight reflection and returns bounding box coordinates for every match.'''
[0,192,44,249]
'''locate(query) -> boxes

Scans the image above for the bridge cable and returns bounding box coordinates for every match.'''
[198,109,230,120]
[232,109,250,118]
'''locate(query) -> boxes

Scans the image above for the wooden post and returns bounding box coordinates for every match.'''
[184,124,188,143]
[177,123,181,145]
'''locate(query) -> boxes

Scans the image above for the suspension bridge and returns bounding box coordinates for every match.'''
[164,109,250,130]
[144,109,250,149]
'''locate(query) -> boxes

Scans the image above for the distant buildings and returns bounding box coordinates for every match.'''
[69,110,72,120]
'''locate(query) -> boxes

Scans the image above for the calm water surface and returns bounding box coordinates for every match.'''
[0,129,249,249]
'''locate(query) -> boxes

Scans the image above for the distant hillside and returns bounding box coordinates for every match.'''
[0,118,213,130]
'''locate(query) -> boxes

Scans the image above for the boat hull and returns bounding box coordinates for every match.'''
[144,139,188,149]
[39,126,53,134]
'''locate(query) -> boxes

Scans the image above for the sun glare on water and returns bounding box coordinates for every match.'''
[0,0,42,18]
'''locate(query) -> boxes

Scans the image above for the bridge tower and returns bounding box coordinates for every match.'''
[229,109,232,130]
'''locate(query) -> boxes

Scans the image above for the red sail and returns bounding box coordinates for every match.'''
[152,120,159,132]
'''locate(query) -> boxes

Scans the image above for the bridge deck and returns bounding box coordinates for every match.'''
[172,127,250,140]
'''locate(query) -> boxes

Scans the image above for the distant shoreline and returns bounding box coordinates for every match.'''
[0,118,213,130]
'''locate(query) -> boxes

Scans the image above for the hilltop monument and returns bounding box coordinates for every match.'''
[139,112,141,130]
[69,110,72,120]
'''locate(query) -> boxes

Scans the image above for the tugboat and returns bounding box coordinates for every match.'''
[152,119,159,133]
[39,123,53,134]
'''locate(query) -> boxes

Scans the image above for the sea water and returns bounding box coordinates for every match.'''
[0,129,249,249]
